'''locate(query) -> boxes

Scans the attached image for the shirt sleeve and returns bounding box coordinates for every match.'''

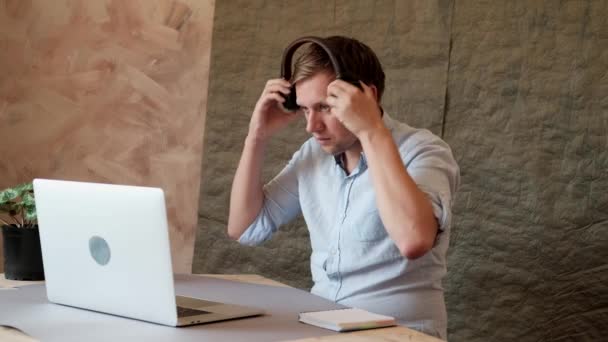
[401,133,460,232]
[238,148,303,246]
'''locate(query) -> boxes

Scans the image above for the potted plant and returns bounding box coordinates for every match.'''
[0,182,44,280]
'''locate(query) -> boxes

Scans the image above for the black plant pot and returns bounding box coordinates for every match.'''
[2,225,45,280]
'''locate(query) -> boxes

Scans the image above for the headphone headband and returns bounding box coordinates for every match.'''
[280,36,345,81]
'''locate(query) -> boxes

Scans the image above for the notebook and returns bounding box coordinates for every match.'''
[33,178,265,327]
[298,308,396,332]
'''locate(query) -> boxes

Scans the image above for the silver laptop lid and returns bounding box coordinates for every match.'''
[33,179,179,326]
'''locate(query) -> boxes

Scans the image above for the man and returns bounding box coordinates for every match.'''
[227,36,459,339]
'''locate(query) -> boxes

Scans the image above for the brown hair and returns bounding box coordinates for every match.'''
[291,36,385,101]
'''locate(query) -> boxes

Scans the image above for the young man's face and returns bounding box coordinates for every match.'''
[295,71,360,156]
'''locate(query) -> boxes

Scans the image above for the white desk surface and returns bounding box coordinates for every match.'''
[1,273,441,342]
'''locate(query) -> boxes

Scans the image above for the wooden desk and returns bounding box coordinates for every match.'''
[0,274,441,342]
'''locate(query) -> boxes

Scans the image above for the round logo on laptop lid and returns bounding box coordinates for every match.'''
[89,236,111,266]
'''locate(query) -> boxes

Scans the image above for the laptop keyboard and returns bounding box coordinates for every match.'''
[177,306,212,317]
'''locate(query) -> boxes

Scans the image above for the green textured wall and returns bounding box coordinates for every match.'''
[194,1,608,340]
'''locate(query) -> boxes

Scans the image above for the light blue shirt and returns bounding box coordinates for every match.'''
[239,114,460,339]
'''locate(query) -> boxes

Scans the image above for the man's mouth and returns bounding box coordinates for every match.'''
[315,137,331,145]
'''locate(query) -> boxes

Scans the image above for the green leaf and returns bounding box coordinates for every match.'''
[24,206,37,222]
[17,182,33,192]
[0,189,19,204]
[21,192,36,207]
[0,182,35,224]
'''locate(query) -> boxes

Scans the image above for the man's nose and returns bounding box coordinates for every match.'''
[305,111,324,133]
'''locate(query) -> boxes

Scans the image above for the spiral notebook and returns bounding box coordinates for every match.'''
[298,308,396,332]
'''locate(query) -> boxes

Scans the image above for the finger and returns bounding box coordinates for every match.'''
[330,79,359,94]
[359,81,374,97]
[265,79,291,90]
[264,79,291,93]
[325,96,344,110]
[327,81,347,98]
[265,92,286,104]
[264,84,291,96]
[326,97,345,121]
[266,78,291,88]
[258,93,286,109]
[325,95,338,108]
[359,81,369,92]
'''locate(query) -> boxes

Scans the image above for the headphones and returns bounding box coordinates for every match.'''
[280,36,362,112]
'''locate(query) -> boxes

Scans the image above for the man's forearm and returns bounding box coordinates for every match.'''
[227,135,267,240]
[359,127,438,259]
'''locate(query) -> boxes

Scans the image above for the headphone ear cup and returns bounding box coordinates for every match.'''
[280,86,299,112]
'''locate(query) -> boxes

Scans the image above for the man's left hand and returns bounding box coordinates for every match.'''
[326,80,384,139]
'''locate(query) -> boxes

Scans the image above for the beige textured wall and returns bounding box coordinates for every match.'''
[0,0,214,273]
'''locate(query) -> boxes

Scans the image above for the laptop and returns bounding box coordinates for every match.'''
[32,178,264,327]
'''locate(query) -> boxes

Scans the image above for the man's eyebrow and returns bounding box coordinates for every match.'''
[299,101,329,110]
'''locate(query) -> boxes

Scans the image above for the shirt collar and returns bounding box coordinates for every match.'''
[334,151,368,175]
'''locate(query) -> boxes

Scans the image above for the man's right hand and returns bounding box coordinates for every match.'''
[229,78,295,240]
[248,79,298,142]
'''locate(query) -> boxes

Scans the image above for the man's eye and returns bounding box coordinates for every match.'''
[320,104,331,112]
